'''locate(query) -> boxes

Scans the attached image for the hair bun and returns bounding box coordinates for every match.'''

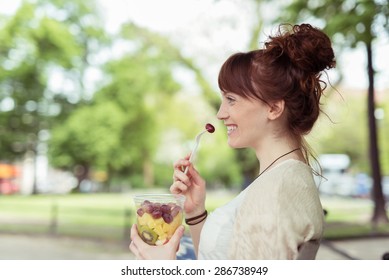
[266,23,336,74]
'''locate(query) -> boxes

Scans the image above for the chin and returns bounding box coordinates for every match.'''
[227,140,245,149]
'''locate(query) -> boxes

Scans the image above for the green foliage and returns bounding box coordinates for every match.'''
[281,0,389,47]
[49,102,127,169]
[120,22,221,109]
[49,22,186,188]
[0,0,105,164]
[32,17,82,67]
[310,90,369,172]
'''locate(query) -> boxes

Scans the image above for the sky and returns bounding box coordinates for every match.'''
[1,0,389,91]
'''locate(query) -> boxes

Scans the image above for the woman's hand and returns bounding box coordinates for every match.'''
[129,224,185,260]
[170,154,206,217]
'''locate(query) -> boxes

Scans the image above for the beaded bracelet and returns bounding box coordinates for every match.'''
[185,210,208,226]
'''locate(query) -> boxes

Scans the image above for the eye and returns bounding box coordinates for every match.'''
[226,95,236,104]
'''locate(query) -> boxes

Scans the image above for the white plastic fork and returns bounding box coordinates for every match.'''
[184,129,207,174]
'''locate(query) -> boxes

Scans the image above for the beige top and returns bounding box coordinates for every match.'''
[228,159,324,259]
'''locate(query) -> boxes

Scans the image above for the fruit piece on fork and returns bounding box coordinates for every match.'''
[205,123,215,133]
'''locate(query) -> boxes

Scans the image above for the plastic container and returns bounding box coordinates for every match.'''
[133,194,185,246]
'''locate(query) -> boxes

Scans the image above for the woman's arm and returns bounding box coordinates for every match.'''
[185,209,207,257]
[170,156,207,258]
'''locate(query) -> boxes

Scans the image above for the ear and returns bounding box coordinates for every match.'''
[267,100,285,120]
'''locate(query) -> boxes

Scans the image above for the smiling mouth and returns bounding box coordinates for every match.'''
[227,125,237,135]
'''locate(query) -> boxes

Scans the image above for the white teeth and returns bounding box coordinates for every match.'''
[227,125,237,133]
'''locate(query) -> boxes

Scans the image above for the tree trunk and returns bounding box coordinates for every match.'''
[31,150,39,195]
[143,158,154,188]
[73,164,90,193]
[366,42,389,225]
[30,139,39,195]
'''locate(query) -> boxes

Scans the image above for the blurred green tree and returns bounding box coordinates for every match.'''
[119,22,221,109]
[49,25,181,191]
[0,0,106,193]
[49,102,128,191]
[283,0,389,224]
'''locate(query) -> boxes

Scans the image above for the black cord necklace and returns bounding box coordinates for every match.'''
[257,148,301,178]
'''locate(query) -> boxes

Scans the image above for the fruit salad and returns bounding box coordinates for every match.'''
[135,197,184,246]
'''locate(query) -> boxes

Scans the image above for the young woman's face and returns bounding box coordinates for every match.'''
[216,92,270,149]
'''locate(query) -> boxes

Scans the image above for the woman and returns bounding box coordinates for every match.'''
[130,23,336,260]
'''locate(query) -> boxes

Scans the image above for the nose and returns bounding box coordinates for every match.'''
[216,103,228,120]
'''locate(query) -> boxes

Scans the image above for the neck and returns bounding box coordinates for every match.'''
[255,138,303,175]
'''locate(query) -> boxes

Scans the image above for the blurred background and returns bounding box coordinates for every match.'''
[0,0,388,260]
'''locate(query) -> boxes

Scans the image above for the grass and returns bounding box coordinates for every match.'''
[0,191,388,241]
[320,196,389,239]
[0,193,132,240]
[0,190,235,241]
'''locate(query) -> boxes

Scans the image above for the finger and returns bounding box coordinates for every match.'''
[173,158,191,172]
[170,181,189,194]
[167,225,185,249]
[187,165,204,186]
[172,169,192,185]
[129,241,140,258]
[172,225,185,241]
[129,225,141,258]
[130,224,145,248]
[183,153,191,160]
[131,224,152,259]
[130,224,138,240]
[173,157,190,168]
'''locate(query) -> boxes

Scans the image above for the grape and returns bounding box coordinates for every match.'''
[152,203,161,212]
[162,213,173,224]
[142,200,151,205]
[160,204,171,214]
[142,203,154,214]
[171,205,182,217]
[151,210,162,219]
[137,208,144,217]
[205,123,215,133]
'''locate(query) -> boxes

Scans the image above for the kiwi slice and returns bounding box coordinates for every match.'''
[138,225,158,245]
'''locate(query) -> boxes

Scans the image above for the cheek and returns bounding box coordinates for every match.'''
[243,112,269,141]
[245,108,266,126]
